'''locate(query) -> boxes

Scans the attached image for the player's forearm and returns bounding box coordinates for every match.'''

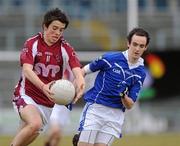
[23,63,45,90]
[72,67,85,89]
[72,67,84,80]
[121,95,134,109]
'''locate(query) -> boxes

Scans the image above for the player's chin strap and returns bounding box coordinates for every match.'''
[65,103,73,111]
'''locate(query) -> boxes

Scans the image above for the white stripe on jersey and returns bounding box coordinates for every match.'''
[61,45,69,72]
[32,40,38,59]
[95,72,106,101]
[114,63,125,79]
[20,73,26,95]
[102,59,112,67]
[138,80,143,87]
[61,45,74,81]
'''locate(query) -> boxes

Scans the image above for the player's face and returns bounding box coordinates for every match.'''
[43,20,66,46]
[127,34,147,61]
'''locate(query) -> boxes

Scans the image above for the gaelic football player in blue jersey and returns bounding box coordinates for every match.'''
[73,28,150,146]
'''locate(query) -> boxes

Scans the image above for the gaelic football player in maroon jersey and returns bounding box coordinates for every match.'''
[10,8,85,146]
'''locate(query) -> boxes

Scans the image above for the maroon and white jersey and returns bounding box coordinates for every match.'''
[13,32,81,107]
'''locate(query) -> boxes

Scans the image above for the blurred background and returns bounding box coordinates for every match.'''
[0,0,180,143]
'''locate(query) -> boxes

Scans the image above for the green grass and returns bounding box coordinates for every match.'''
[1,133,180,146]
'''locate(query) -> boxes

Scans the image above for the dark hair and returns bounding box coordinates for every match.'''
[127,27,150,46]
[42,8,69,29]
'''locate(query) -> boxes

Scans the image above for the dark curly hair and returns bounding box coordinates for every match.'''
[42,8,69,29]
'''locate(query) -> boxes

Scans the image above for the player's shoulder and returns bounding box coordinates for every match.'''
[61,37,74,50]
[103,51,123,60]
[139,65,146,76]
[24,32,40,46]
[136,62,146,79]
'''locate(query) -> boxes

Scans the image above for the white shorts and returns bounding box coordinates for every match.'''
[13,94,53,131]
[79,130,115,146]
[78,102,125,138]
[49,104,70,127]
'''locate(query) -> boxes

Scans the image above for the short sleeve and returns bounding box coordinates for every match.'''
[128,73,146,102]
[68,48,81,69]
[20,41,34,66]
[89,53,111,72]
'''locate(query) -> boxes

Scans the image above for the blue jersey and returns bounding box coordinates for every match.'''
[84,51,146,111]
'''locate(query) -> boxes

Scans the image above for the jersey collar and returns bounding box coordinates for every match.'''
[122,50,144,69]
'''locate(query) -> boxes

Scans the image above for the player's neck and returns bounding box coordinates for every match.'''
[129,58,138,64]
[43,34,54,46]
[44,38,53,46]
[128,54,138,65]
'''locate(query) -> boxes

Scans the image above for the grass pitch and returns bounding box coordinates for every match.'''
[1,133,180,146]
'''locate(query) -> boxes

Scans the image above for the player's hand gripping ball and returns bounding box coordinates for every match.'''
[50,79,75,105]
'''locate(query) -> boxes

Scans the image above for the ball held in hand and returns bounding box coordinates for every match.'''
[50,79,75,105]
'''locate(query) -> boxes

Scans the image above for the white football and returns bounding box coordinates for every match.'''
[50,79,75,105]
